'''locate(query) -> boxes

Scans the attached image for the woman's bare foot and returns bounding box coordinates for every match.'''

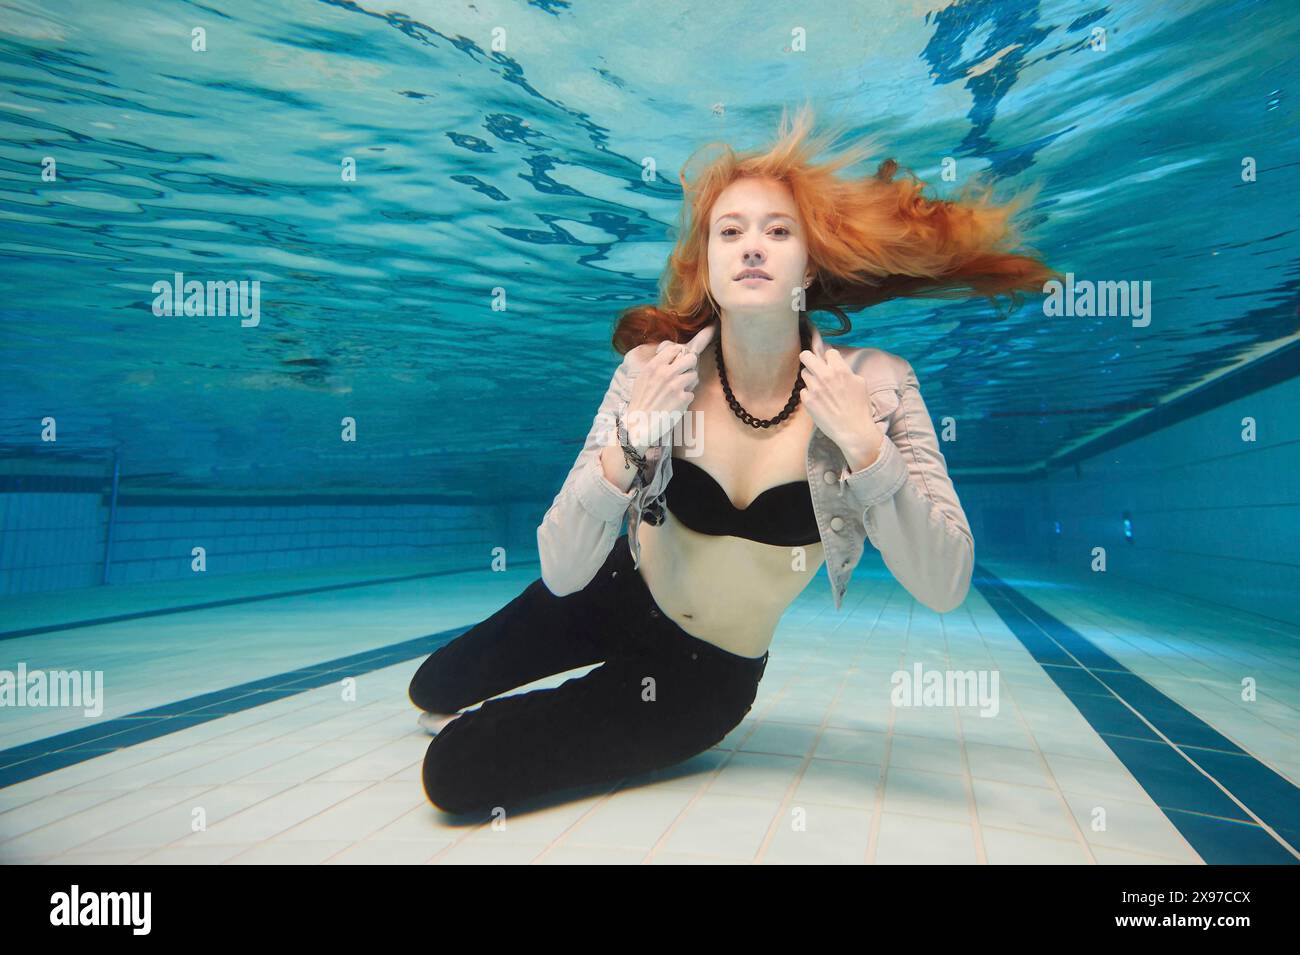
[417,711,460,736]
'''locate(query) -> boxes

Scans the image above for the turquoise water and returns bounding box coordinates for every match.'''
[0,0,1298,865]
[0,0,1296,493]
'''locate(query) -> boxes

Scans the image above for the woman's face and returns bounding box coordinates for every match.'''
[705,176,810,319]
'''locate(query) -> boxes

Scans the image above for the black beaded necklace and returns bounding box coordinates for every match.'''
[715,320,813,429]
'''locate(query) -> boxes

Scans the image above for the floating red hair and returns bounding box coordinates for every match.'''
[612,102,1060,354]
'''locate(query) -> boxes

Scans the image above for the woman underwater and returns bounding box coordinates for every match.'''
[409,104,1056,816]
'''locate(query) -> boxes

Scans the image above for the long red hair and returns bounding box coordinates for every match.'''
[612,102,1059,354]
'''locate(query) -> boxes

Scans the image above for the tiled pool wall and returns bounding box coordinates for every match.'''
[0,495,539,596]
[961,371,1298,624]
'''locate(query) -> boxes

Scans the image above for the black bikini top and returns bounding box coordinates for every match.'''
[664,455,820,547]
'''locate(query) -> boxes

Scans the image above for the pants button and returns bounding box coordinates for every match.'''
[611,570,618,578]
[691,652,698,660]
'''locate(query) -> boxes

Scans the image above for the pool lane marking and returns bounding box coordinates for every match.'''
[973,564,1299,864]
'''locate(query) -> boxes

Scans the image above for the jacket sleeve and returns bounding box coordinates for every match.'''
[840,358,974,613]
[536,349,644,596]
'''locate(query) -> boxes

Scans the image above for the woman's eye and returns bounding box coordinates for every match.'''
[720,226,790,237]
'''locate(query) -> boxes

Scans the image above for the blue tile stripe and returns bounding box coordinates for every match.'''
[974,564,1300,864]
[0,627,468,789]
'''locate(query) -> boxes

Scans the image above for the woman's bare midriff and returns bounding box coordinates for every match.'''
[637,515,824,659]
[630,339,825,659]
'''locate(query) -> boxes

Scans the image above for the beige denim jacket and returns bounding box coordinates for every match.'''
[536,316,974,613]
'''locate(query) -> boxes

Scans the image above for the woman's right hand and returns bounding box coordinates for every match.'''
[623,342,700,449]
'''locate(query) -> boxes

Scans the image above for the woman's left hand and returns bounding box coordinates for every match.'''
[798,348,884,472]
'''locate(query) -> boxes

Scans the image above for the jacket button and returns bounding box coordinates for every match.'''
[822,470,837,485]
[830,516,845,532]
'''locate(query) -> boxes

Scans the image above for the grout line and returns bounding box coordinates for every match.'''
[965,590,1103,864]
[864,586,907,865]
[949,603,991,865]
[751,578,863,863]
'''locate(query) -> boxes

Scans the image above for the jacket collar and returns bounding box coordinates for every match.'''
[677,315,828,358]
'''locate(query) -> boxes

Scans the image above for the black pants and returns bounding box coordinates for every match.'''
[409,534,769,815]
